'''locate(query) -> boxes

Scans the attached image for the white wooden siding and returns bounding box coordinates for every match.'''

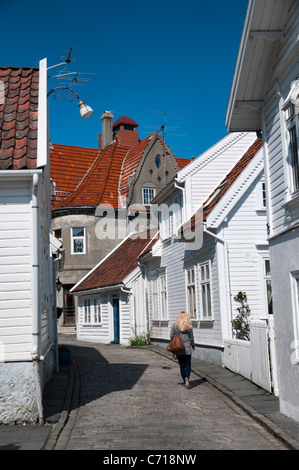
[0,181,32,360]
[221,173,268,321]
[179,132,257,216]
[264,1,299,237]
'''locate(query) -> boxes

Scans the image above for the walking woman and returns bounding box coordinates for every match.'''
[170,311,195,389]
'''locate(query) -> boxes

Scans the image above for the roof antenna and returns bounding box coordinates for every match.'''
[47,48,97,87]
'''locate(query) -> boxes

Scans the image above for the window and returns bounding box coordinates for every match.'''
[54,229,62,241]
[83,298,102,325]
[264,259,273,315]
[151,270,168,320]
[262,182,267,208]
[286,104,299,192]
[186,267,196,318]
[142,187,155,205]
[84,300,91,324]
[160,273,167,320]
[155,154,161,168]
[71,227,85,254]
[283,82,299,193]
[291,273,299,364]
[199,262,212,319]
[93,299,102,323]
[152,276,158,320]
[159,193,183,240]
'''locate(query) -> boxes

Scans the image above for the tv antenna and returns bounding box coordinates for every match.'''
[144,109,187,159]
[47,48,97,88]
[144,109,187,137]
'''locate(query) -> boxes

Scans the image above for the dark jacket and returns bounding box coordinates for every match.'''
[170,325,195,355]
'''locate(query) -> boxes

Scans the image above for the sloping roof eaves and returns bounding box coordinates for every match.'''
[182,138,263,233]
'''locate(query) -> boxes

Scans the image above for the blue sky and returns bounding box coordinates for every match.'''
[1,0,248,160]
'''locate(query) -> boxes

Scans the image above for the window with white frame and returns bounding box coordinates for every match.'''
[84,299,91,324]
[264,259,273,315]
[142,186,155,205]
[283,82,299,193]
[186,267,196,318]
[151,269,168,320]
[160,273,167,320]
[291,273,299,364]
[286,104,299,192]
[199,262,212,319]
[159,193,183,240]
[152,276,158,320]
[83,297,102,325]
[262,182,267,208]
[71,227,85,254]
[256,180,267,210]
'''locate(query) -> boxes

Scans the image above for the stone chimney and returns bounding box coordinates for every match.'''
[99,111,114,149]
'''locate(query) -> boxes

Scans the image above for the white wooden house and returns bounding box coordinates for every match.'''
[70,230,158,345]
[226,0,299,420]
[145,136,275,392]
[0,59,58,424]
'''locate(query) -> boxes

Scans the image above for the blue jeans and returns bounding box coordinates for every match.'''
[178,354,191,383]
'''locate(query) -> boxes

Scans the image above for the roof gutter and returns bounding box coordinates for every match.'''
[71,284,124,296]
[225,0,255,131]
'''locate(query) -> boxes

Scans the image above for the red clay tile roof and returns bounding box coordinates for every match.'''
[51,132,185,210]
[72,229,159,292]
[176,158,191,170]
[56,143,130,209]
[183,138,263,232]
[50,144,102,208]
[0,66,39,170]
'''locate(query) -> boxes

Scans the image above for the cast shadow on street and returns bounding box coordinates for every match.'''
[43,343,149,421]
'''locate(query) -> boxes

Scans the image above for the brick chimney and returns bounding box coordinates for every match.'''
[99,111,114,149]
[113,116,139,147]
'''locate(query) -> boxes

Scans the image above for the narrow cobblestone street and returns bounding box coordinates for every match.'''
[52,339,288,451]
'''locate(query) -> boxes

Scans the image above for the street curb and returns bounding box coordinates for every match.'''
[42,359,76,450]
[145,346,299,451]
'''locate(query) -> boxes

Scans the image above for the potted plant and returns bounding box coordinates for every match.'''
[58,344,72,364]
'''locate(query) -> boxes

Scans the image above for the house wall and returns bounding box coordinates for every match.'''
[262,1,299,420]
[263,1,299,238]
[147,233,223,365]
[0,179,33,362]
[0,175,54,423]
[76,289,133,346]
[52,212,124,286]
[269,229,299,419]
[263,2,299,420]
[220,172,269,323]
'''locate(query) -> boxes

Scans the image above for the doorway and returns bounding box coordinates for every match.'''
[63,285,76,326]
[112,297,120,344]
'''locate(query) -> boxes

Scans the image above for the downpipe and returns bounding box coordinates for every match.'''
[31,173,44,424]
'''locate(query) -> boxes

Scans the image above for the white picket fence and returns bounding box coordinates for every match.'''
[223,320,272,393]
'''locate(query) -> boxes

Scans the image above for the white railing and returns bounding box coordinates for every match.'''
[223,320,272,393]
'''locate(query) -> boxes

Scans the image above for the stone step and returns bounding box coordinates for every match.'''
[58,325,76,334]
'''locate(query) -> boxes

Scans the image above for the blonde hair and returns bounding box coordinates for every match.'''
[175,311,192,331]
